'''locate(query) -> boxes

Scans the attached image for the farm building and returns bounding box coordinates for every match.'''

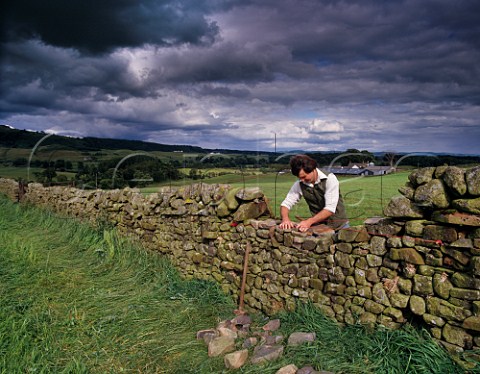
[324,164,394,176]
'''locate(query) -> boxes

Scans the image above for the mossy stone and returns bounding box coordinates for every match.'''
[409,295,426,315]
[413,274,433,296]
[433,273,453,300]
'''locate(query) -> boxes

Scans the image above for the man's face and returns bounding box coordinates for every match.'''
[298,168,316,184]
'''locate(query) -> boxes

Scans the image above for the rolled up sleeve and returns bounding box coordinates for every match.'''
[281,181,302,210]
[323,173,340,213]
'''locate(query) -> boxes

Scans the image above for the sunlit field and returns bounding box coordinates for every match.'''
[0,166,43,180]
[143,171,411,226]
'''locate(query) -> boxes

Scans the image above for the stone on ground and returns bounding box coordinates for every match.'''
[208,336,235,357]
[275,364,298,374]
[297,366,316,374]
[262,318,281,331]
[242,336,258,348]
[250,344,284,364]
[232,314,252,326]
[218,326,238,339]
[264,334,284,345]
[287,332,316,346]
[196,329,217,344]
[224,349,249,369]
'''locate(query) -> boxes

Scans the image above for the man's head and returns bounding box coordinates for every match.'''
[290,154,318,183]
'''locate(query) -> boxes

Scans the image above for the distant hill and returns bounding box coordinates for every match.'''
[0,125,280,157]
[1,125,479,165]
[0,125,207,153]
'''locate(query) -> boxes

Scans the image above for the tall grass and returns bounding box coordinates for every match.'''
[277,303,472,374]
[0,197,472,373]
[0,198,233,373]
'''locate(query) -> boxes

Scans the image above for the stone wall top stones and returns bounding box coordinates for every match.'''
[385,165,480,226]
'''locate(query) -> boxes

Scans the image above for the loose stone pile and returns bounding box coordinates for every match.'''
[197,313,333,373]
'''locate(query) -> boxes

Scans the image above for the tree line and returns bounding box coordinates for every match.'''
[7,148,480,188]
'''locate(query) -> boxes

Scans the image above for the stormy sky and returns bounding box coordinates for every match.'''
[1,0,479,154]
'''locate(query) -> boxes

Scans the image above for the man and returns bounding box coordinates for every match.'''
[279,154,349,232]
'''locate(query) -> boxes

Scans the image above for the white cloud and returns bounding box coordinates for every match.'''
[309,119,344,133]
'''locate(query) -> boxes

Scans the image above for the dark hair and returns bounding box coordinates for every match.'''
[290,154,317,176]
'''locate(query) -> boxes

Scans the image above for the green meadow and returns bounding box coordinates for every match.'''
[0,197,470,373]
[0,166,43,180]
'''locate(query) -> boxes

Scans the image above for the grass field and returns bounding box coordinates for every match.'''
[0,146,204,164]
[143,171,411,226]
[0,196,469,373]
[0,166,38,180]
[0,166,76,183]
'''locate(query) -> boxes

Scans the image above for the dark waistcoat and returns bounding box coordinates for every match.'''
[299,176,348,230]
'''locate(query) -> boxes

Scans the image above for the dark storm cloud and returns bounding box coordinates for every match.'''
[1,0,229,53]
[1,0,479,154]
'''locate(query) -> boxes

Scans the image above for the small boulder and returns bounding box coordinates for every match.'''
[232,314,252,327]
[442,166,467,196]
[443,323,473,348]
[233,201,268,221]
[463,316,480,332]
[383,196,424,218]
[264,334,284,345]
[414,179,450,208]
[287,332,316,346]
[218,327,238,340]
[276,364,298,374]
[236,187,264,201]
[216,200,231,217]
[389,248,425,265]
[409,295,426,315]
[196,329,217,345]
[408,167,436,186]
[242,337,258,349]
[431,210,480,227]
[262,319,281,332]
[225,187,241,210]
[224,349,249,369]
[466,166,480,196]
[405,220,428,236]
[250,345,284,364]
[398,183,415,200]
[452,197,480,215]
[423,225,458,243]
[208,336,235,357]
[297,366,316,374]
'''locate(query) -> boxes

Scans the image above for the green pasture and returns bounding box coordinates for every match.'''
[0,146,203,165]
[1,146,86,162]
[0,197,470,373]
[0,166,76,183]
[143,171,410,226]
[0,166,42,180]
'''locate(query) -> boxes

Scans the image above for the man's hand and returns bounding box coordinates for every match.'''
[279,219,297,229]
[297,219,313,232]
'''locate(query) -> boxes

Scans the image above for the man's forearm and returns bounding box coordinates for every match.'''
[308,209,333,225]
[280,206,290,221]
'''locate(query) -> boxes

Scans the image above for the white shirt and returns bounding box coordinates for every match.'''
[281,168,340,214]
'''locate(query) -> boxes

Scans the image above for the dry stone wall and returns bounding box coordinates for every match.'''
[1,165,480,358]
[0,178,21,201]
